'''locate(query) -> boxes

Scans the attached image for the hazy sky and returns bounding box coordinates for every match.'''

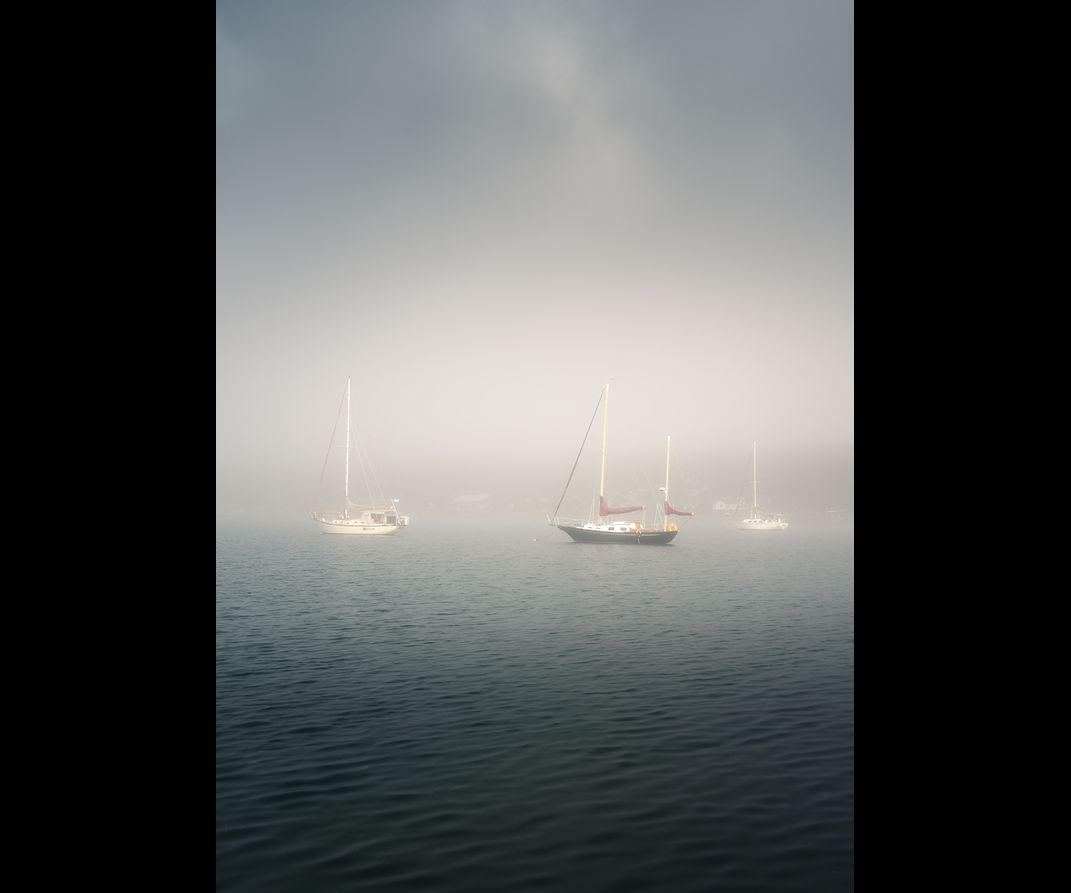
[217,0,853,516]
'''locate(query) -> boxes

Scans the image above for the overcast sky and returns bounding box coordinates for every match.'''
[216,0,853,517]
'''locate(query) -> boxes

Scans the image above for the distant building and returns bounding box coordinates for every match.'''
[453,493,491,504]
[713,498,742,513]
[453,493,491,512]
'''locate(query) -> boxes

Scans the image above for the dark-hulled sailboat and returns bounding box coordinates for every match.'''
[550,384,693,544]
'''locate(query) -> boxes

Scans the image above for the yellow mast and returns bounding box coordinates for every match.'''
[664,435,671,531]
[598,383,609,523]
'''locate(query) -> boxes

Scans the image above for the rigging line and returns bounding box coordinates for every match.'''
[361,430,392,506]
[351,422,379,507]
[368,460,390,507]
[347,387,388,508]
[351,412,391,508]
[735,454,751,513]
[669,451,692,511]
[352,421,370,501]
[553,388,605,520]
[368,448,392,506]
[318,383,348,490]
[629,455,655,523]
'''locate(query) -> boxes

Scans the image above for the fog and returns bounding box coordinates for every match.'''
[217,0,853,522]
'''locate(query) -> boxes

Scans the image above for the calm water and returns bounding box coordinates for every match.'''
[216,518,853,892]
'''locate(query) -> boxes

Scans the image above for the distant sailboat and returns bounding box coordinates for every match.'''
[314,378,409,535]
[551,384,690,544]
[736,441,788,531]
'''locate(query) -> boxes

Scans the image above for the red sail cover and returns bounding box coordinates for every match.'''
[600,495,643,516]
[664,500,694,517]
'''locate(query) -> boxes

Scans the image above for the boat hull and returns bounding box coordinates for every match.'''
[557,524,678,545]
[736,519,788,531]
[317,518,402,535]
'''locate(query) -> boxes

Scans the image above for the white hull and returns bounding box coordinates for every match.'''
[317,518,402,535]
[736,518,788,531]
[739,442,786,530]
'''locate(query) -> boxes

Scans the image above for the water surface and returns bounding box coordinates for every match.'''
[217,518,853,891]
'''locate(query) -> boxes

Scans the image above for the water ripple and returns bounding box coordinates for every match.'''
[218,520,853,892]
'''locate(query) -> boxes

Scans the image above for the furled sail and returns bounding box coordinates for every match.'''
[664,500,694,517]
[600,495,643,516]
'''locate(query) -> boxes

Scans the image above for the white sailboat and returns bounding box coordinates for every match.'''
[314,378,409,535]
[736,441,788,531]
[551,384,690,544]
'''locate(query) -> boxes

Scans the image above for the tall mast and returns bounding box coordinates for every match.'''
[752,440,758,520]
[598,383,609,522]
[664,435,671,531]
[344,377,351,518]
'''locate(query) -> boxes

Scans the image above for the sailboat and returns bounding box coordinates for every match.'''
[736,441,788,531]
[551,384,691,544]
[314,377,409,535]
